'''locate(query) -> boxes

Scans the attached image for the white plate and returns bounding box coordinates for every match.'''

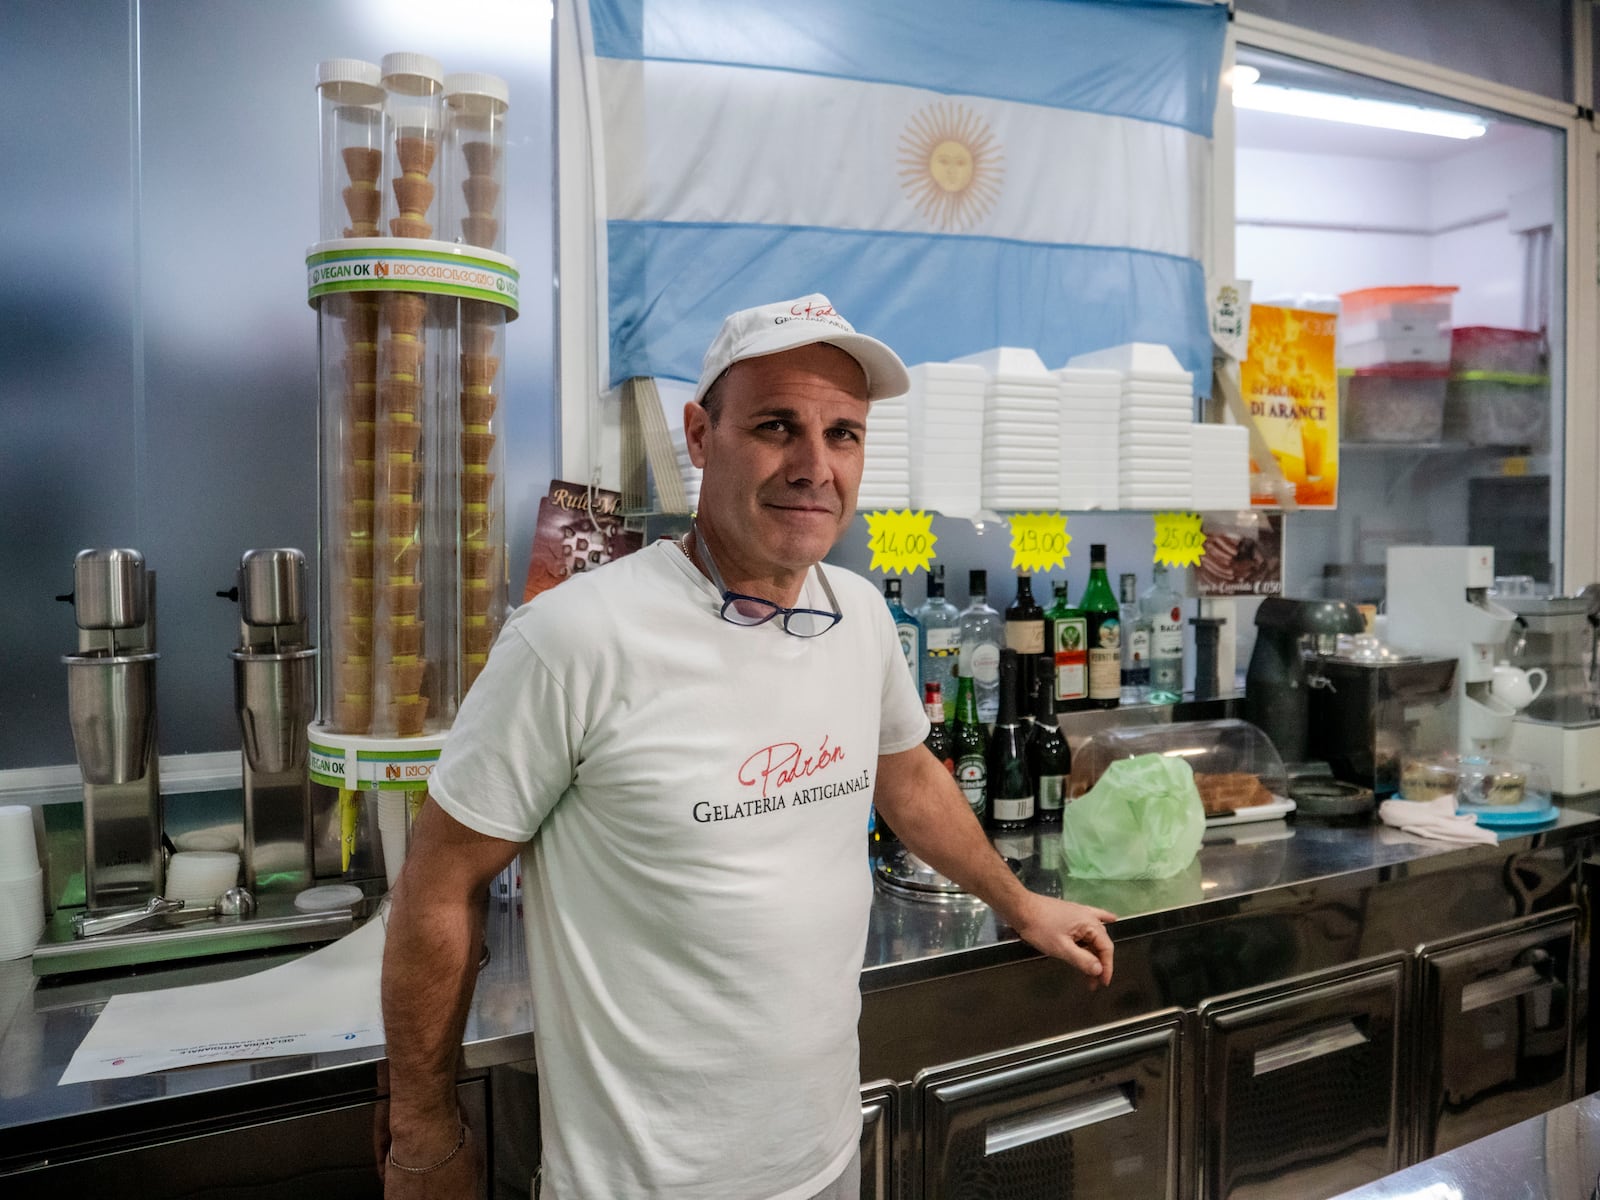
[1204,795,1297,826]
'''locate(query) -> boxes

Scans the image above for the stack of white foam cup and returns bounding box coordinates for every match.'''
[164,850,241,909]
[0,806,46,960]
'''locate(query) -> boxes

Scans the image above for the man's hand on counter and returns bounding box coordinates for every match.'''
[1007,892,1117,990]
[873,745,1117,988]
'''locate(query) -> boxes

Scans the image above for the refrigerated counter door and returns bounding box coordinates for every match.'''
[860,1080,898,1200]
[1200,958,1406,1200]
[1413,911,1577,1159]
[915,1012,1183,1200]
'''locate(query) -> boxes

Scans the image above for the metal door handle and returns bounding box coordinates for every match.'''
[984,1086,1135,1156]
[1461,963,1555,1012]
[1253,1020,1368,1076]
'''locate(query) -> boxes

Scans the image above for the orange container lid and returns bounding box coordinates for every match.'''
[1339,285,1459,311]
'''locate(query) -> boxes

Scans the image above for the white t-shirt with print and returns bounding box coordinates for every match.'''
[429,540,929,1200]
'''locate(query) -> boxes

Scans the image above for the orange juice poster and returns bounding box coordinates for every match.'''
[1243,305,1338,508]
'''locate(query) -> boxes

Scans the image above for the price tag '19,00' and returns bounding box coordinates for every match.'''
[1153,511,1207,567]
[864,510,938,575]
[1009,513,1071,573]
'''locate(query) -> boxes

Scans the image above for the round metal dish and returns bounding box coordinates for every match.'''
[873,846,986,903]
[1287,777,1375,820]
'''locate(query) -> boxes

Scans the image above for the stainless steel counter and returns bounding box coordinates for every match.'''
[1328,1088,1600,1199]
[2,805,1597,1171]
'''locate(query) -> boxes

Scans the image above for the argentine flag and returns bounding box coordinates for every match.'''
[584,0,1227,390]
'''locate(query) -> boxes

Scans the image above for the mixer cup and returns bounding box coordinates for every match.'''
[58,548,164,908]
[220,549,317,894]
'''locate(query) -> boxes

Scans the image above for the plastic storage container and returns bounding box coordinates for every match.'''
[1343,364,1449,443]
[1450,326,1547,376]
[316,59,386,241]
[1068,718,1288,813]
[1339,285,1458,330]
[1454,754,1554,827]
[1443,376,1549,447]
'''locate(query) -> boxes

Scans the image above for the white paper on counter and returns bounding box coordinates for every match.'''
[59,909,388,1086]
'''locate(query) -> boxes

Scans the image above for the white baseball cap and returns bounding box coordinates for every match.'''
[693,293,911,404]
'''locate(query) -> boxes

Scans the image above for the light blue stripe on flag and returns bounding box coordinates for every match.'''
[608,222,1210,388]
[590,0,1228,136]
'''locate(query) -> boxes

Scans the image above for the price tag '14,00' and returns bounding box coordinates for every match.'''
[1009,513,1071,574]
[864,510,938,575]
[1153,511,1206,567]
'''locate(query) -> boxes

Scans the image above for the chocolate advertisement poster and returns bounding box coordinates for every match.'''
[1196,512,1284,596]
[522,479,644,602]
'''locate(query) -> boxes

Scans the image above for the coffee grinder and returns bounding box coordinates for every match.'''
[1503,591,1600,793]
[220,549,318,895]
[1243,596,1365,764]
[58,548,163,908]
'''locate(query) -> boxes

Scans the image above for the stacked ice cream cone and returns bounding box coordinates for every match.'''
[341,147,383,237]
[331,294,381,733]
[460,141,501,248]
[459,300,502,690]
[390,132,438,239]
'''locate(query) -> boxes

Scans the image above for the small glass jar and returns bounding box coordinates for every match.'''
[443,72,510,252]
[381,52,446,240]
[316,59,386,241]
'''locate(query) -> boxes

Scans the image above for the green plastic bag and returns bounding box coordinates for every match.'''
[1061,753,1205,880]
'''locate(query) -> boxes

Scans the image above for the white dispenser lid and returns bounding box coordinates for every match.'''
[445,71,511,113]
[381,51,445,93]
[316,58,384,104]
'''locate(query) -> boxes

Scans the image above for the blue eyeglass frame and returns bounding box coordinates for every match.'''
[690,525,844,638]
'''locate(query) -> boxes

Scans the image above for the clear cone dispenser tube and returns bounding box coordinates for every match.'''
[316,59,386,240]
[307,55,516,872]
[443,73,509,253]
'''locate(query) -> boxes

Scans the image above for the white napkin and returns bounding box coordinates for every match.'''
[1377,796,1498,845]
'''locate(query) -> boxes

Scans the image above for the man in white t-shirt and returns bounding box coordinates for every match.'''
[379,294,1116,1200]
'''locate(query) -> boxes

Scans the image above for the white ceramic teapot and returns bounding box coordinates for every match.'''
[1491,661,1548,711]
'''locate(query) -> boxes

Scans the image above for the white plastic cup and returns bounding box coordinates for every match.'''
[0,806,40,881]
[0,869,45,961]
[164,850,240,908]
[376,793,409,889]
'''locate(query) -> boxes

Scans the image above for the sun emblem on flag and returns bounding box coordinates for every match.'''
[898,102,1004,232]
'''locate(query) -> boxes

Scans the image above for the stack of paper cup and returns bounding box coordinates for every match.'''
[0,806,45,961]
[377,791,410,888]
[164,850,240,909]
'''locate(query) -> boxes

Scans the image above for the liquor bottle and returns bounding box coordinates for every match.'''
[1119,572,1151,704]
[986,649,1034,829]
[915,565,962,720]
[1029,653,1071,825]
[883,577,923,690]
[951,672,988,819]
[958,569,1004,724]
[1142,563,1186,704]
[1082,544,1121,709]
[1046,580,1090,713]
[923,681,954,775]
[1005,574,1045,656]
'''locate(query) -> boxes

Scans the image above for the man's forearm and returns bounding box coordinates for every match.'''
[381,878,484,1142]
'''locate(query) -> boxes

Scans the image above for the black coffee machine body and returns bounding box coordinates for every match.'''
[1244,596,1366,765]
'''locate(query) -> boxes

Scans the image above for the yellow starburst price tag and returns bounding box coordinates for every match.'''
[1153,511,1206,568]
[864,510,938,575]
[1009,513,1071,573]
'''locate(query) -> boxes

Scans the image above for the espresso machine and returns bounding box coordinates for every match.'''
[220,549,318,894]
[1504,591,1600,793]
[1385,546,1517,757]
[58,549,164,909]
[1243,596,1366,765]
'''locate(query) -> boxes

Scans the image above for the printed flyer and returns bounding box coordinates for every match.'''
[1243,305,1339,508]
[523,479,644,602]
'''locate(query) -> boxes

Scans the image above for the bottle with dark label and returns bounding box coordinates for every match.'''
[1005,574,1045,656]
[1046,579,1090,712]
[951,671,988,819]
[1029,653,1071,824]
[986,649,1034,829]
[923,681,954,775]
[915,565,962,720]
[883,577,922,690]
[1082,544,1120,709]
[1119,572,1151,704]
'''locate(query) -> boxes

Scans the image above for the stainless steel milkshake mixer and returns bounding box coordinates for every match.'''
[220,549,318,895]
[58,548,164,909]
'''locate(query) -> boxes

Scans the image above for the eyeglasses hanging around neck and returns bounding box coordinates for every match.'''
[691,525,844,638]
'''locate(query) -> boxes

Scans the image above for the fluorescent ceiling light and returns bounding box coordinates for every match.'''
[1234,82,1488,140]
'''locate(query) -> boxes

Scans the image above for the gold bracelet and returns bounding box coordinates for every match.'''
[388,1121,466,1175]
